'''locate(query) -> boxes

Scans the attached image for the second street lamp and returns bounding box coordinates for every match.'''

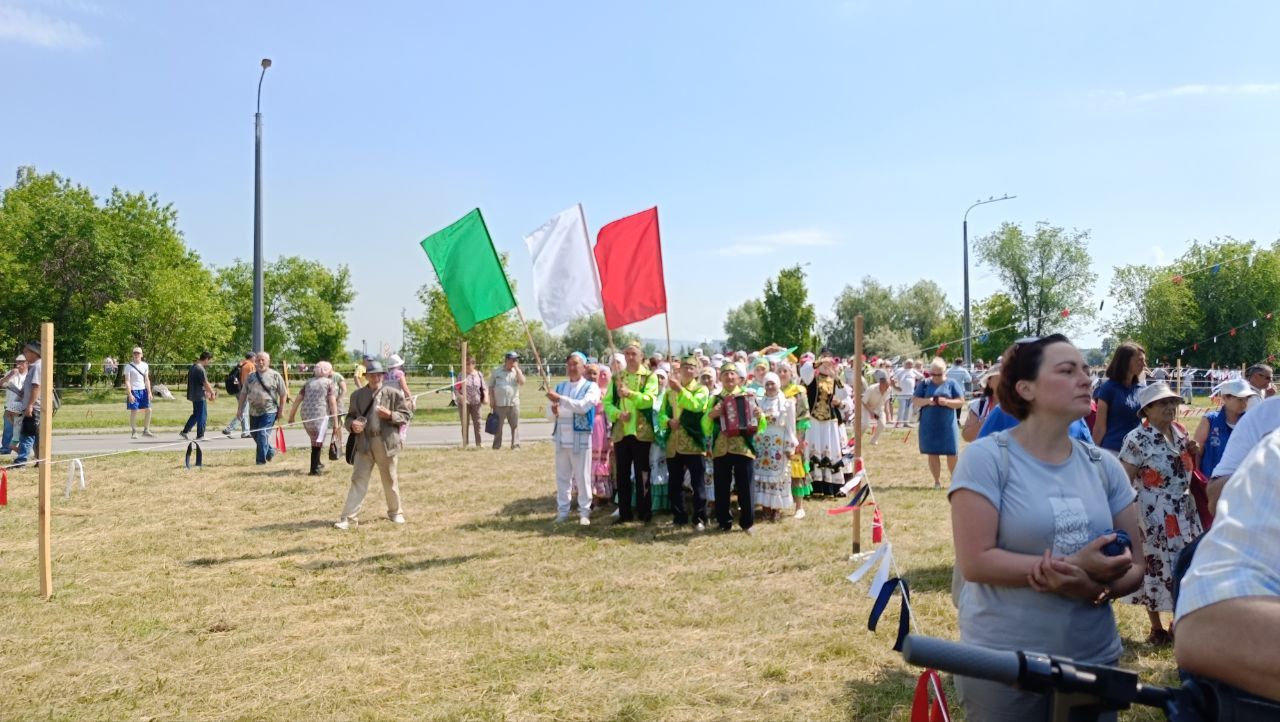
[252,58,272,353]
[963,194,1015,368]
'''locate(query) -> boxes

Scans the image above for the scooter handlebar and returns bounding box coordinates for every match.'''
[901,635,1020,686]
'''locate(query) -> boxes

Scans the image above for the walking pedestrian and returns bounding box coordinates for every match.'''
[288,361,339,475]
[335,360,412,528]
[234,352,287,465]
[179,351,216,441]
[12,342,43,467]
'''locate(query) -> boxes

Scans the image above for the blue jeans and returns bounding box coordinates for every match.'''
[14,413,38,465]
[250,412,277,464]
[182,399,207,437]
[1,413,14,452]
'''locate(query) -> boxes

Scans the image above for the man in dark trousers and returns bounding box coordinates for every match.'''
[180,351,216,440]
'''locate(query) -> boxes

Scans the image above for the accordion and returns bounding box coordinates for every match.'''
[720,394,759,437]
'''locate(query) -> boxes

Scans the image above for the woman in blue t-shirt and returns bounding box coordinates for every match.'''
[1091,342,1146,454]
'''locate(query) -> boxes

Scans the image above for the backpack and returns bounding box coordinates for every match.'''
[951,431,1109,608]
[720,394,759,438]
[224,362,244,395]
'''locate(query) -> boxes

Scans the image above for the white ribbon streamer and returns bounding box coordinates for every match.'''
[64,458,85,498]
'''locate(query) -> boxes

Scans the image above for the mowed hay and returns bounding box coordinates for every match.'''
[0,430,1177,720]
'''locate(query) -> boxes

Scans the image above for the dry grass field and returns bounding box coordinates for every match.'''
[0,429,1178,720]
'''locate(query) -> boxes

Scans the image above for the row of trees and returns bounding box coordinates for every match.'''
[724,222,1098,361]
[1,167,354,368]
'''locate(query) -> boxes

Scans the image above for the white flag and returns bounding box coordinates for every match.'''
[523,204,603,330]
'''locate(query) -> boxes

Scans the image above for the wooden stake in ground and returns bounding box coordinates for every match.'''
[38,322,54,599]
[1175,358,1183,399]
[459,342,470,448]
[851,315,864,557]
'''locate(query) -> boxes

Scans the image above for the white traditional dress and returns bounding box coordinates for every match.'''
[803,365,850,495]
[753,392,796,509]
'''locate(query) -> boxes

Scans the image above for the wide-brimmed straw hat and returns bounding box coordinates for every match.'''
[1137,382,1181,414]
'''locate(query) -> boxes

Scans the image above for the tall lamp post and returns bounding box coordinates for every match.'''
[963,194,1016,368]
[252,58,272,353]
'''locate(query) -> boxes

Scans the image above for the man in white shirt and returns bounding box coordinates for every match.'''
[893,360,920,428]
[124,346,155,439]
[545,352,601,525]
[2,354,28,454]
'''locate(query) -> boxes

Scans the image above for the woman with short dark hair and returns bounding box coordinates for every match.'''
[1091,342,1147,455]
[950,335,1145,721]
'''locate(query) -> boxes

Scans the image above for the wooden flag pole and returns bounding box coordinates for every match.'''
[1176,358,1183,399]
[576,202,613,363]
[851,315,865,558]
[514,304,552,389]
[38,322,54,599]
[459,341,470,448]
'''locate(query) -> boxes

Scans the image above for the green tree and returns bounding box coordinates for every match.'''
[820,277,898,354]
[524,320,568,368]
[88,263,233,364]
[723,299,765,351]
[403,253,527,367]
[560,313,638,360]
[760,265,816,350]
[0,167,193,367]
[1109,238,1280,366]
[216,257,356,361]
[975,221,1096,336]
[969,292,1022,362]
[864,327,918,360]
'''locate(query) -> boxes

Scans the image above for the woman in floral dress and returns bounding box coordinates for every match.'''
[753,372,796,521]
[778,362,812,519]
[286,361,338,476]
[590,364,615,510]
[1118,381,1204,645]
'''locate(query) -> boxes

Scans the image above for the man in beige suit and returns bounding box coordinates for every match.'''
[335,360,413,529]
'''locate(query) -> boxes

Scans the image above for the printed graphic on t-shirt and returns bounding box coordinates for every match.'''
[1049,496,1091,556]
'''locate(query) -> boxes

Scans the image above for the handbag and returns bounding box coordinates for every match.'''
[485,411,500,435]
[328,440,340,461]
[345,390,379,465]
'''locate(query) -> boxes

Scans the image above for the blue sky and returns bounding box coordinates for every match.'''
[4,0,1279,357]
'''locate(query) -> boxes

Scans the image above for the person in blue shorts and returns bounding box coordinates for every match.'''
[124,346,154,439]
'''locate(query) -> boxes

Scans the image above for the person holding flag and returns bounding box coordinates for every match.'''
[658,356,712,530]
[605,342,660,524]
[546,351,601,526]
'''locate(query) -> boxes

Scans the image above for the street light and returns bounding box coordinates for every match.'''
[252,58,272,353]
[963,194,1016,367]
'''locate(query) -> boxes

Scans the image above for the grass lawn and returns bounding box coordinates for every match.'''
[0,431,1178,720]
[53,375,566,431]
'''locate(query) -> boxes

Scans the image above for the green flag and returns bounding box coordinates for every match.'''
[419,209,516,333]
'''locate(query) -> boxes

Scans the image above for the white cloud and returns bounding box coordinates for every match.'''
[714,227,839,257]
[1131,83,1280,102]
[743,227,838,247]
[0,3,96,49]
[716,243,774,257]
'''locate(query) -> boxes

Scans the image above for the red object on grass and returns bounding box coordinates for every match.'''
[594,207,667,328]
[0,468,7,506]
[275,427,287,453]
[911,669,952,722]
[872,507,883,543]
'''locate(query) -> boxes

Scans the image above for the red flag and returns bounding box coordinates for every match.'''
[594,207,667,328]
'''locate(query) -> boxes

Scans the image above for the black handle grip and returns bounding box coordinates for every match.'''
[902,635,1021,686]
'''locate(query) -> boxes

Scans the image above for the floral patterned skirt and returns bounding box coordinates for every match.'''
[753,427,794,509]
[1123,485,1203,612]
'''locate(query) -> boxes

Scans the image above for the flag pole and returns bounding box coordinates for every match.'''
[514,304,551,389]
[664,313,672,360]
[577,202,615,362]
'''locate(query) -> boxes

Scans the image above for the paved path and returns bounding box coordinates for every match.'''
[34,420,553,458]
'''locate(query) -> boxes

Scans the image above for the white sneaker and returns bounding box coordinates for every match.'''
[334,518,356,530]
[694,522,706,532]
[142,430,156,438]
[130,431,138,439]
[610,508,621,519]
[389,513,406,524]
[579,516,591,526]
[794,508,807,520]
[222,425,234,437]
